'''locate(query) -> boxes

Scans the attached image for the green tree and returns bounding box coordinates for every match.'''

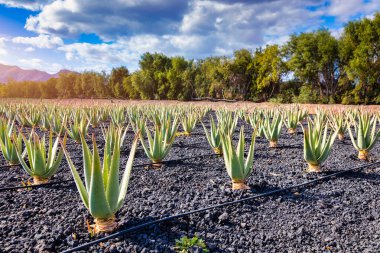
[285,30,340,101]
[123,75,140,99]
[165,57,196,100]
[339,13,380,104]
[39,78,58,98]
[56,72,78,98]
[228,49,254,100]
[253,45,285,102]
[134,53,172,99]
[194,57,228,99]
[109,66,129,98]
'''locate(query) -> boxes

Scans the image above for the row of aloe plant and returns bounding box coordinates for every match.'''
[2,105,379,164]
[0,104,379,236]
[1,106,379,167]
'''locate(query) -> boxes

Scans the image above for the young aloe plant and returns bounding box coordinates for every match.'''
[101,124,128,148]
[348,113,380,160]
[15,131,66,185]
[220,126,256,190]
[86,108,102,128]
[26,109,41,128]
[216,110,238,137]
[263,112,283,148]
[302,120,338,172]
[284,106,307,134]
[16,113,31,127]
[202,116,222,155]
[65,117,89,143]
[0,121,23,165]
[247,111,264,137]
[110,107,127,126]
[313,109,327,130]
[62,133,139,233]
[139,117,178,168]
[329,112,348,141]
[49,114,67,136]
[40,114,52,132]
[128,107,143,133]
[180,113,198,136]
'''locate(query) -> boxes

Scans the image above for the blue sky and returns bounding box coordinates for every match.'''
[0,0,379,73]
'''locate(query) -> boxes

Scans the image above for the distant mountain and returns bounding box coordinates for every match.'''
[0,64,73,83]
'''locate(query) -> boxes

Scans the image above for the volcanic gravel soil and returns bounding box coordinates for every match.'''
[1,115,380,253]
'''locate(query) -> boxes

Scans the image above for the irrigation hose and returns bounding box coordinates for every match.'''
[0,179,74,192]
[61,160,380,253]
[0,163,20,169]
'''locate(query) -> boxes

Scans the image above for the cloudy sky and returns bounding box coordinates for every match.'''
[0,0,378,73]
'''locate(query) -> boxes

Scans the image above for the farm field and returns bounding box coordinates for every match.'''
[0,100,380,253]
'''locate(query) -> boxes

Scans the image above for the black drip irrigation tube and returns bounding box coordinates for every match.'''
[61,160,380,253]
[0,163,20,169]
[0,153,220,192]
[0,179,74,192]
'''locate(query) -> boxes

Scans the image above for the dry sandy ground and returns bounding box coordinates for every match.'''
[1,98,379,113]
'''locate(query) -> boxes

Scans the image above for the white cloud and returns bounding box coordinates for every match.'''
[178,0,324,54]
[18,58,43,68]
[58,35,172,71]
[24,47,35,52]
[327,0,380,21]
[12,34,63,49]
[0,37,7,56]
[0,0,50,11]
[25,0,189,39]
[18,58,63,73]
[1,0,380,74]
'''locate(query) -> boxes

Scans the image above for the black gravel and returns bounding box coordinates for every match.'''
[1,114,380,253]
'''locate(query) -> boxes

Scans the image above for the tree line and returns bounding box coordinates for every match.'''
[1,13,379,104]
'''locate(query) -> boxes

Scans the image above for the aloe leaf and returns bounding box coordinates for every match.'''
[89,137,112,219]
[117,134,139,209]
[81,133,92,192]
[61,142,89,209]
[106,138,121,212]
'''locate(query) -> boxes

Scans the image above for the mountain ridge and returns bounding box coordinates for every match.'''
[0,63,72,83]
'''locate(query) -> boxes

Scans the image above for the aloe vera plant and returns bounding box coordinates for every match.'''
[180,113,198,136]
[302,120,338,172]
[86,108,102,128]
[348,113,380,160]
[216,110,238,137]
[66,117,89,143]
[220,126,255,190]
[313,109,327,129]
[329,112,348,141]
[40,114,52,131]
[26,109,41,128]
[263,112,283,148]
[16,113,31,127]
[247,111,264,137]
[62,133,139,233]
[101,124,128,148]
[16,131,66,185]
[128,107,142,133]
[202,116,222,155]
[16,108,41,128]
[0,120,23,165]
[139,117,178,167]
[49,114,67,136]
[110,107,127,126]
[284,106,307,134]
